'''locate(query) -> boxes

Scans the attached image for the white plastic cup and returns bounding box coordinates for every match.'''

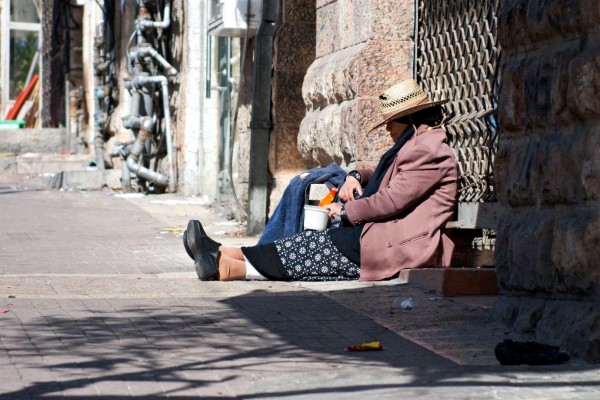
[303,205,329,231]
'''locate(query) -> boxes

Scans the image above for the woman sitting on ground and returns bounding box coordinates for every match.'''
[185,79,458,281]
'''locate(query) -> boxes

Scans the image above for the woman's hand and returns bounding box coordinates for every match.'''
[339,176,363,202]
[323,203,343,218]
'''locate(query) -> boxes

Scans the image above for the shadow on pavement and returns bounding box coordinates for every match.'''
[1,288,599,398]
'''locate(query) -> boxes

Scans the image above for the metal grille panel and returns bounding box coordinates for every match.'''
[416,0,500,202]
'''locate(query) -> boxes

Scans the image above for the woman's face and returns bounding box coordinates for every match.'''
[386,120,409,143]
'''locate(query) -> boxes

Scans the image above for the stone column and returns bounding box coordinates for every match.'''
[298,0,416,171]
[494,0,600,361]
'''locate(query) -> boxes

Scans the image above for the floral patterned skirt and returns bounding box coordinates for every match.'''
[273,230,360,281]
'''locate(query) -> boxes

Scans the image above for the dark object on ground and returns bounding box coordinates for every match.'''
[495,339,570,366]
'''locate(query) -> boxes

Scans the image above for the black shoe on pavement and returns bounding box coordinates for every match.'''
[186,219,222,280]
[182,230,194,260]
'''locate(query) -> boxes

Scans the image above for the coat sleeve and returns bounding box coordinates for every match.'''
[357,168,374,185]
[345,143,449,224]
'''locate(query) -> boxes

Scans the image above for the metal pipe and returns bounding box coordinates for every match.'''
[223,36,232,192]
[139,0,171,30]
[133,74,176,192]
[247,0,281,235]
[135,45,178,76]
[126,117,169,186]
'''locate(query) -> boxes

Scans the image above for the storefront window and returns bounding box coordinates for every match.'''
[1,0,41,109]
[10,0,40,23]
[9,29,38,99]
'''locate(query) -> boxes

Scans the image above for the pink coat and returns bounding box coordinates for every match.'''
[345,125,458,281]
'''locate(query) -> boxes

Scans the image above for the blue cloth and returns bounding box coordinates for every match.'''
[258,163,347,244]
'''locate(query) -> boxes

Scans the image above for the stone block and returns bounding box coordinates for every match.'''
[316,0,336,9]
[494,136,540,207]
[496,128,588,207]
[316,0,414,58]
[297,97,388,168]
[303,43,364,108]
[523,48,579,129]
[551,209,600,295]
[268,170,300,217]
[0,154,17,174]
[0,128,67,154]
[497,207,600,296]
[269,123,305,173]
[398,268,499,296]
[567,46,600,121]
[316,0,338,10]
[493,295,600,362]
[537,300,600,362]
[538,133,585,205]
[355,98,394,165]
[371,0,415,41]
[528,0,600,42]
[316,2,340,58]
[16,153,95,174]
[284,0,317,23]
[297,105,344,168]
[272,71,309,125]
[582,128,600,200]
[274,22,316,72]
[61,170,107,190]
[498,210,557,293]
[497,0,529,53]
[304,40,411,109]
[497,56,526,134]
[352,40,412,98]
[522,55,553,129]
[337,0,372,50]
[499,0,599,52]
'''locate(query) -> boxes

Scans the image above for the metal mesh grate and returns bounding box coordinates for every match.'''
[416,0,500,202]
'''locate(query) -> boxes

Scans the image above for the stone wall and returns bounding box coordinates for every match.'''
[493,0,600,361]
[298,0,415,172]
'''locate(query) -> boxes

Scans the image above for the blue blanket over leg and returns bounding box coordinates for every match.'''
[257,163,347,244]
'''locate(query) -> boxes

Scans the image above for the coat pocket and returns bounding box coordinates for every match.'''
[399,231,428,246]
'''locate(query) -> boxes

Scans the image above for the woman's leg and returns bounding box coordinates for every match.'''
[219,246,245,261]
[218,253,247,281]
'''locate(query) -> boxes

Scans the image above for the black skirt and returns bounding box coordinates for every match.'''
[242,230,360,281]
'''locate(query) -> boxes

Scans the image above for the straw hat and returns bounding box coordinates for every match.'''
[371,79,448,130]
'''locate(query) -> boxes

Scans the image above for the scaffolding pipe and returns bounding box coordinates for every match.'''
[135,45,178,76]
[126,117,169,186]
[139,0,171,30]
[133,74,176,192]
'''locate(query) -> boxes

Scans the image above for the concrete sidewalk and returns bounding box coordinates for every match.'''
[0,179,599,399]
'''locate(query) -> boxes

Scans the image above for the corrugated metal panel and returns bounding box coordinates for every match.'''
[416,0,500,203]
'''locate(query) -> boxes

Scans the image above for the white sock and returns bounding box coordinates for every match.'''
[245,257,267,280]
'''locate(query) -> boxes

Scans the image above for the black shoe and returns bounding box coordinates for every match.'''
[495,339,570,366]
[186,219,222,280]
[182,230,194,260]
[183,221,210,260]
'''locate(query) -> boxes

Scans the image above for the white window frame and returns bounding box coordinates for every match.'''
[0,0,42,117]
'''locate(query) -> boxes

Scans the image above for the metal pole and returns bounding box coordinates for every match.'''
[247,0,280,235]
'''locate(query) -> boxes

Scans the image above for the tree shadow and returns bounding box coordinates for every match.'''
[1,287,599,398]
